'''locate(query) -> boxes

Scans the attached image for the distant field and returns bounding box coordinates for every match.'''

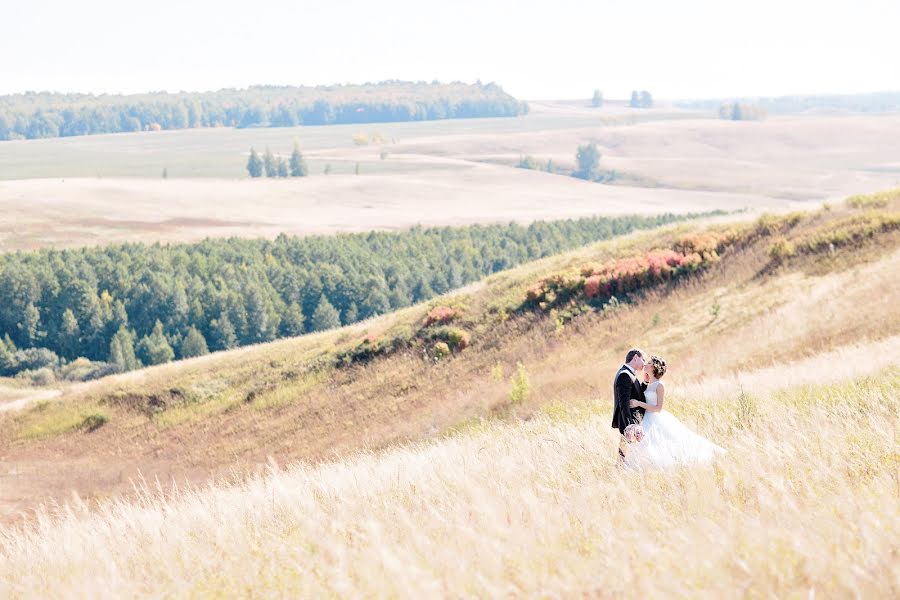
[0,102,898,251]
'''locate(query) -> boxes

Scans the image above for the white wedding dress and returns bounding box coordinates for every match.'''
[624,382,726,470]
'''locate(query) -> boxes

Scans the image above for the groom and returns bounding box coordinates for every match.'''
[611,348,648,460]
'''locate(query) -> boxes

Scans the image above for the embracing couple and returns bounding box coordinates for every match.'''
[612,348,725,470]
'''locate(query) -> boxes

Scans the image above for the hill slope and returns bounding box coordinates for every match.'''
[1,191,897,527]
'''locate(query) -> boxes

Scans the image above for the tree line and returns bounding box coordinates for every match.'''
[0,81,525,141]
[247,143,308,178]
[0,214,705,381]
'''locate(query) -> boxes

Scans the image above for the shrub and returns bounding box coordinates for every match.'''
[768,238,796,262]
[516,155,542,170]
[424,306,459,327]
[79,413,108,433]
[846,189,898,210]
[17,367,56,386]
[509,362,530,405]
[445,328,471,351]
[9,348,60,374]
[433,342,451,360]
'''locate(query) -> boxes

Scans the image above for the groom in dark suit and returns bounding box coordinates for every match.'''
[612,348,648,460]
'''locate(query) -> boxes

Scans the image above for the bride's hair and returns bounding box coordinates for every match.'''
[650,355,667,378]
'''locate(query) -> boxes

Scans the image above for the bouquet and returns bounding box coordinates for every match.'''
[624,423,644,443]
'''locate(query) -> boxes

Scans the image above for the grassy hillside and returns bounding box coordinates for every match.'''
[1,190,897,528]
[0,368,896,597]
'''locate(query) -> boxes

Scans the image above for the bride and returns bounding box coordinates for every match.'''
[625,355,726,470]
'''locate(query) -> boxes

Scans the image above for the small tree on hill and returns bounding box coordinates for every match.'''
[592,89,603,108]
[289,142,308,177]
[573,141,601,181]
[247,147,263,177]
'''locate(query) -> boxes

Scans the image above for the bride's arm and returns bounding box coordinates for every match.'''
[631,384,665,412]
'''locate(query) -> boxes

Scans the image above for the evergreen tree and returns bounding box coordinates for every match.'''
[279,302,306,336]
[592,89,603,108]
[639,90,653,108]
[289,142,308,177]
[573,141,601,181]
[246,288,277,343]
[180,326,209,358]
[263,147,276,177]
[342,302,359,325]
[246,147,263,177]
[276,156,289,178]
[210,314,238,350]
[109,326,141,372]
[310,294,341,332]
[136,320,175,366]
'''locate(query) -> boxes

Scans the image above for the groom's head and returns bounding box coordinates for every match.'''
[625,348,645,371]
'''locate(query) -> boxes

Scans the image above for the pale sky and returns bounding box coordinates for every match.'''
[2,0,897,100]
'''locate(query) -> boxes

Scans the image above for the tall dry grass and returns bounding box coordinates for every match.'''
[1,352,896,598]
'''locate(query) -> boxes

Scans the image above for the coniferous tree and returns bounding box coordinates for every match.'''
[279,302,306,336]
[180,326,209,358]
[592,89,603,108]
[289,142,308,177]
[342,302,359,325]
[263,147,276,178]
[310,295,341,332]
[247,147,263,177]
[210,314,238,351]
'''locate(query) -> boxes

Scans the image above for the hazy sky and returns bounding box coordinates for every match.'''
[2,0,897,100]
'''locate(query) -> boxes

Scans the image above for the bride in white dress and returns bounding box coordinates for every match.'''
[625,356,726,470]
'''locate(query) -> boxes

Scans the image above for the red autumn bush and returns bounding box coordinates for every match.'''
[523,230,748,313]
[424,305,459,327]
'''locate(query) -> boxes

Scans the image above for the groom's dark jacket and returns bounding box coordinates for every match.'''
[611,364,648,434]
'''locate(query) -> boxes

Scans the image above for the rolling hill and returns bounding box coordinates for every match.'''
[0,190,897,596]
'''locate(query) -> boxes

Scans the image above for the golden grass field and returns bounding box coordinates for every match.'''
[1,103,899,251]
[0,191,898,596]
